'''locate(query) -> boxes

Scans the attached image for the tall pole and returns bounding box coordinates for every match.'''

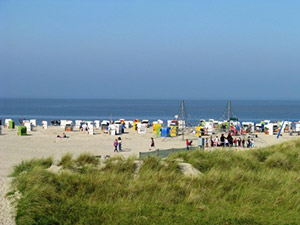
[181,100,185,141]
[227,100,231,121]
[227,100,231,133]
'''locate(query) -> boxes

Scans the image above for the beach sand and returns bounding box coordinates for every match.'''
[0,126,299,224]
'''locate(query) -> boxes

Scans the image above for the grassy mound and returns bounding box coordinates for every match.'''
[8,140,300,225]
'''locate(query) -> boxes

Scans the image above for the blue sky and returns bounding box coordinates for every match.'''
[0,0,299,99]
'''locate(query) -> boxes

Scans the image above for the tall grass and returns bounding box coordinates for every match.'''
[8,140,300,225]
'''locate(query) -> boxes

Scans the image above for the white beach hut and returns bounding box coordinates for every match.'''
[24,121,32,132]
[88,125,94,135]
[75,120,83,130]
[178,120,186,129]
[265,123,279,135]
[125,121,131,129]
[94,120,100,129]
[141,120,150,128]
[42,121,48,129]
[115,124,122,135]
[281,121,292,132]
[108,124,116,135]
[5,119,12,128]
[30,119,37,127]
[138,124,147,134]
[60,120,67,129]
[61,120,73,129]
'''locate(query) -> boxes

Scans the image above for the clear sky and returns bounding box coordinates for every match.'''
[0,0,299,100]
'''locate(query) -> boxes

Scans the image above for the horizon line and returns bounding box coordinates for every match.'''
[0,97,300,101]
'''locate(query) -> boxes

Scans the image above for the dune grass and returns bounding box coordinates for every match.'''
[8,140,300,225]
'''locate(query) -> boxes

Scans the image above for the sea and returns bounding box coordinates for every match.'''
[0,98,300,125]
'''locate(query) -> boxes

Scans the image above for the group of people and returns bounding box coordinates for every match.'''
[113,137,122,152]
[209,134,255,148]
[57,132,68,138]
[114,137,156,152]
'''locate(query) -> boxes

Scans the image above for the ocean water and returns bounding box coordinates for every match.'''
[0,98,300,125]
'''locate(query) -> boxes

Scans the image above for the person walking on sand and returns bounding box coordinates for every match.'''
[149,137,155,150]
[186,139,192,150]
[113,139,118,152]
[118,137,122,152]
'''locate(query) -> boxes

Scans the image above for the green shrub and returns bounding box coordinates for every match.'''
[10,157,53,177]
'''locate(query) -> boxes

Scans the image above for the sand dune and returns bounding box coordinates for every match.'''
[0,126,298,224]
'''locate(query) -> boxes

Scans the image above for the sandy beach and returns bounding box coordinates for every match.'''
[0,126,299,224]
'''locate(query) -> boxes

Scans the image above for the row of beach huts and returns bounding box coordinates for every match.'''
[1,118,300,137]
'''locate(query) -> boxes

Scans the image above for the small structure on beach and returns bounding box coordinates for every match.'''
[161,127,171,137]
[42,121,48,129]
[17,126,27,136]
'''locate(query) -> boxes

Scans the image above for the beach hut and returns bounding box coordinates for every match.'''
[42,121,48,129]
[101,120,110,131]
[108,124,116,135]
[281,121,292,133]
[30,119,37,127]
[65,123,73,132]
[178,120,185,129]
[196,126,202,137]
[161,127,170,137]
[24,121,32,131]
[141,120,150,128]
[60,120,72,129]
[265,123,279,135]
[242,122,255,133]
[88,125,94,135]
[115,124,122,135]
[255,123,263,132]
[152,121,161,133]
[5,119,12,128]
[75,120,83,130]
[8,120,15,129]
[133,120,140,131]
[114,120,121,125]
[125,121,132,129]
[204,122,213,135]
[213,121,219,131]
[138,124,147,134]
[170,126,178,137]
[295,123,300,132]
[17,126,27,136]
[94,120,100,129]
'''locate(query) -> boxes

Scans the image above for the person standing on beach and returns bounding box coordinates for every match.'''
[118,137,122,152]
[149,137,155,150]
[114,139,118,152]
[220,134,225,147]
[210,136,214,147]
[186,139,191,150]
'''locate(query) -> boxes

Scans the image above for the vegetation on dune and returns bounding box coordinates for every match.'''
[8,140,300,225]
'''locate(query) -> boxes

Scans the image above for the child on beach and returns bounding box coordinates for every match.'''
[118,137,122,152]
[113,139,118,152]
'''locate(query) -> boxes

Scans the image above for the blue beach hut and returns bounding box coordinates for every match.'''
[161,127,170,137]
